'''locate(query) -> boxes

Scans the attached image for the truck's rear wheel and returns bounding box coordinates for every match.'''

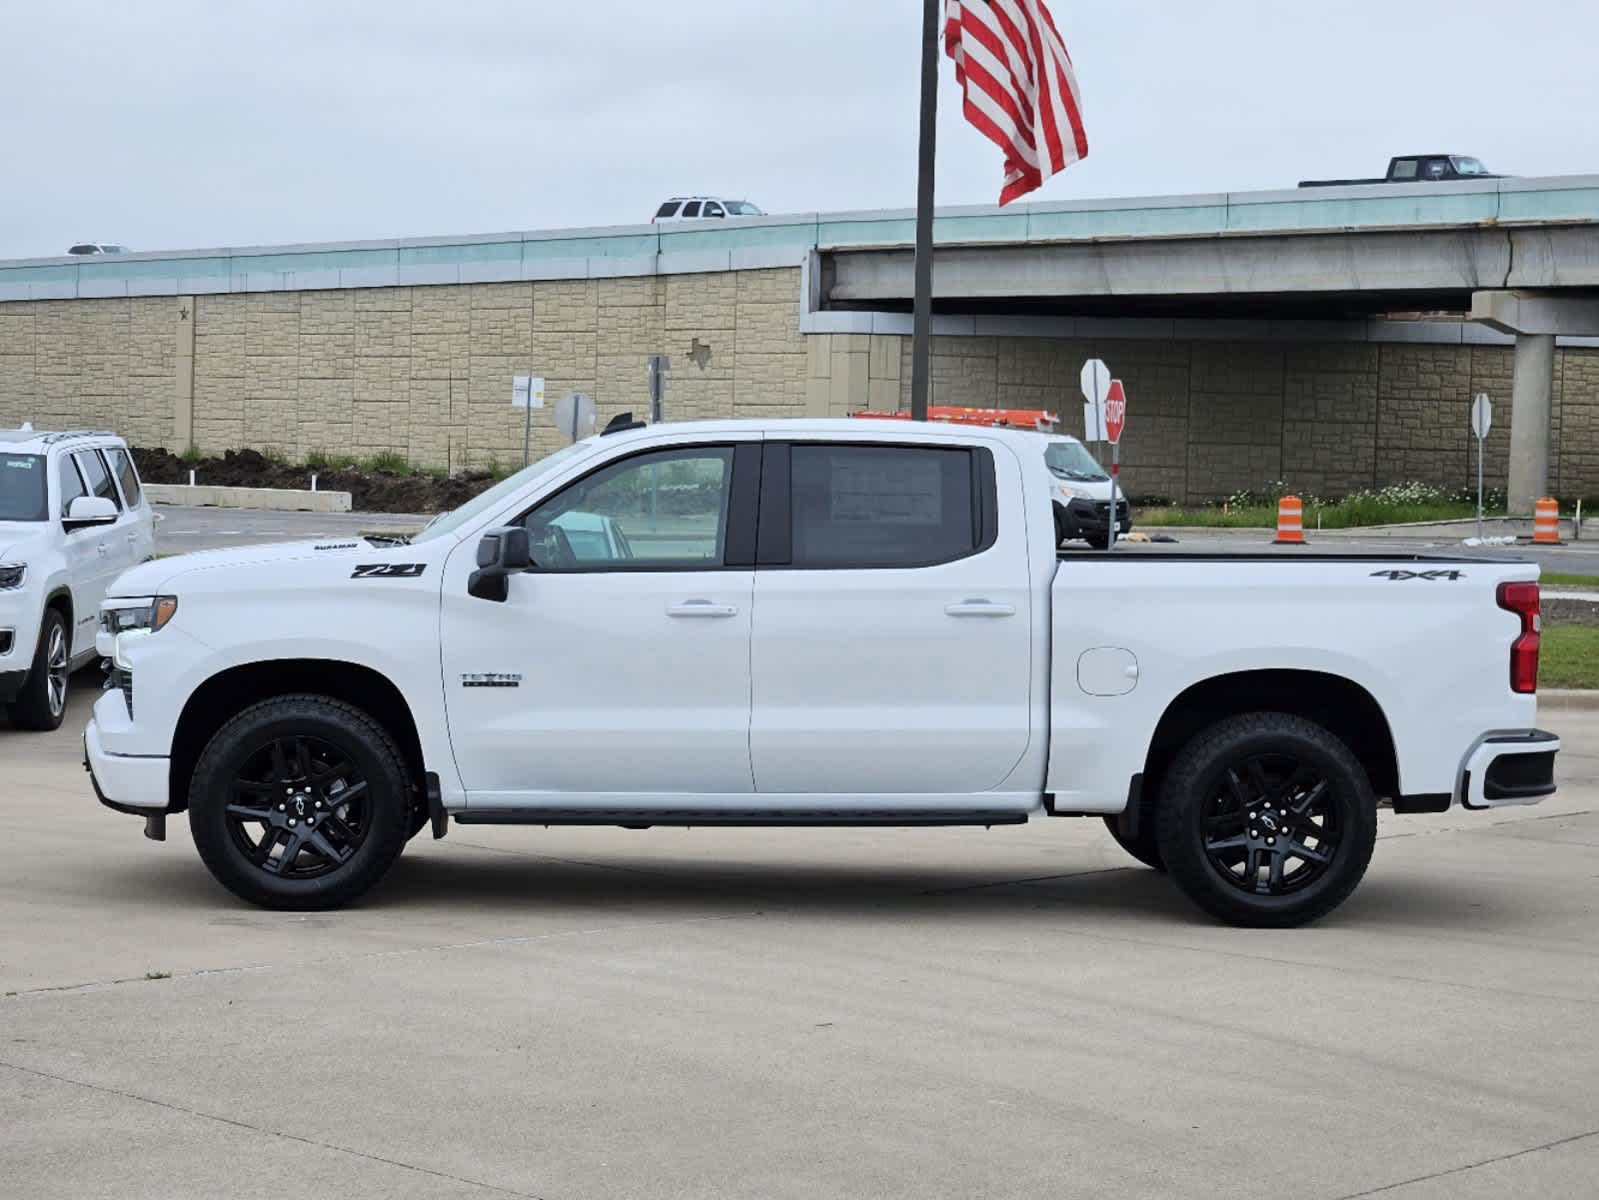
[8,609,69,732]
[188,695,412,910]
[1155,713,1376,927]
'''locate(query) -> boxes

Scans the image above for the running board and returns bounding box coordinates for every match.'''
[453,808,1030,828]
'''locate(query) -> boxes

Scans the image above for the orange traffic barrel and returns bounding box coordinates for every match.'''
[1274,495,1305,544]
[1533,497,1562,544]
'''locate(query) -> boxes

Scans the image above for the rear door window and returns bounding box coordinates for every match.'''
[105,447,143,509]
[58,455,88,515]
[681,201,702,218]
[74,449,121,509]
[772,443,990,569]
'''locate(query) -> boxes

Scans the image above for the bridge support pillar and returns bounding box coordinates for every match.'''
[1471,290,1599,515]
[1507,334,1554,517]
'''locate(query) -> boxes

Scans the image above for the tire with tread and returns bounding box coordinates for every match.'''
[8,608,69,732]
[188,694,411,909]
[1155,712,1377,927]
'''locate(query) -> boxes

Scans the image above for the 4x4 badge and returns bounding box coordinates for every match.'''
[1369,569,1464,581]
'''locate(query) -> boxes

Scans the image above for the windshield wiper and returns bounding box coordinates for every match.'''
[362,532,412,547]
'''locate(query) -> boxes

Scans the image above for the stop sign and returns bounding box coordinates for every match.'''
[1104,379,1127,444]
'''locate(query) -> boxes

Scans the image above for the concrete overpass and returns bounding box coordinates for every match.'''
[813,180,1599,513]
[2,174,1598,506]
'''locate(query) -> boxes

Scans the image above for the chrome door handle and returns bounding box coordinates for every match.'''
[945,599,1015,618]
[667,600,739,618]
[96,545,109,557]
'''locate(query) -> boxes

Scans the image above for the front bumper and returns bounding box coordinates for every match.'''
[84,717,169,814]
[1459,729,1559,810]
[1059,497,1132,537]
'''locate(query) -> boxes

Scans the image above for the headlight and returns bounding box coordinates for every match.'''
[1053,484,1078,502]
[0,563,24,590]
[101,595,179,635]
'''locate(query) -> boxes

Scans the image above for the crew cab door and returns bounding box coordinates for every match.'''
[748,439,1034,796]
[439,439,761,803]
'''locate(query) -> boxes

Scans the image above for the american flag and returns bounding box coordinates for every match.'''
[944,0,1088,204]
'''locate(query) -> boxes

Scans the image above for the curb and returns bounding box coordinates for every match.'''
[1537,689,1599,710]
[145,483,352,513]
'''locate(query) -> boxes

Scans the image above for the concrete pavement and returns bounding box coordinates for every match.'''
[1,682,1596,1199]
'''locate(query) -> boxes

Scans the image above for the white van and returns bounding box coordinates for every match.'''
[1042,434,1131,549]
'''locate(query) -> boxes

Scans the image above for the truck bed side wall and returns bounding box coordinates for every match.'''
[1046,559,1539,812]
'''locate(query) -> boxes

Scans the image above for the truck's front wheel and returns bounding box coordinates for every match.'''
[188,695,412,910]
[1155,713,1376,927]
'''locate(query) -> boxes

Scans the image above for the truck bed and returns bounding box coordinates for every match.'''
[1044,552,1539,812]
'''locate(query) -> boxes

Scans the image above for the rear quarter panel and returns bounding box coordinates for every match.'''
[1046,557,1539,811]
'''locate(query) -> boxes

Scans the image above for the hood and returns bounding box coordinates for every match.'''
[0,520,47,563]
[108,537,380,597]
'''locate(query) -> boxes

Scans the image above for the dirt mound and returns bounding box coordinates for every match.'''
[133,448,499,514]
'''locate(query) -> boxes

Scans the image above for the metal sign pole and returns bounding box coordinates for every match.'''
[1471,391,1491,541]
[1109,442,1120,550]
[908,0,939,421]
[523,372,533,468]
[1477,427,1485,540]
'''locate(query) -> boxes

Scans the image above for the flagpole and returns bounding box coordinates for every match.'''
[909,0,939,422]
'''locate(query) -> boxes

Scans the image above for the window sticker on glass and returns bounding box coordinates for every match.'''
[829,456,944,525]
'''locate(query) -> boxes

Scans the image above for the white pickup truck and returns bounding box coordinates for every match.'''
[84,417,1557,925]
[1,428,155,730]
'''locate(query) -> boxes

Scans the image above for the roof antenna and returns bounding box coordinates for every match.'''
[602,412,647,436]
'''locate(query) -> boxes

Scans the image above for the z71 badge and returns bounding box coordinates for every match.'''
[351,563,426,579]
[1370,569,1464,581]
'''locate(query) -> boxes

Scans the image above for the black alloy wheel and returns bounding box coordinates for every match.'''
[1199,753,1340,896]
[224,734,372,879]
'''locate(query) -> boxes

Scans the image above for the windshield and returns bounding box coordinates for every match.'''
[1450,156,1488,176]
[1043,439,1108,481]
[0,453,48,521]
[725,201,763,215]
[409,441,594,545]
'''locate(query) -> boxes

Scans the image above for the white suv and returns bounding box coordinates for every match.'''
[651,197,764,222]
[0,429,155,730]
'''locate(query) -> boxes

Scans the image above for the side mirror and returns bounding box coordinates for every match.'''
[468,526,533,602]
[64,495,118,529]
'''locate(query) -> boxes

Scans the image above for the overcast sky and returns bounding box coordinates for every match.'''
[3,0,1595,259]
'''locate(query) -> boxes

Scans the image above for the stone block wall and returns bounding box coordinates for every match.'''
[884,333,1599,501]
[0,267,808,471]
[1,267,1596,502]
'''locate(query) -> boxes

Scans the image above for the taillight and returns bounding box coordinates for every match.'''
[1497,581,1541,694]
